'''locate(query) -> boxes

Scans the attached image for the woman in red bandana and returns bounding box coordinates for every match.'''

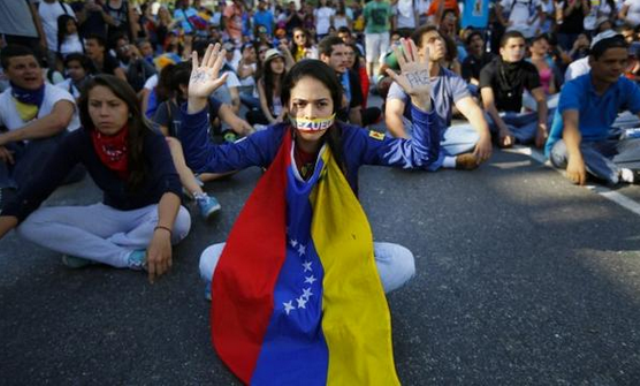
[0,75,191,283]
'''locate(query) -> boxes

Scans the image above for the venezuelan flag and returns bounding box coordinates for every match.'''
[211,129,400,385]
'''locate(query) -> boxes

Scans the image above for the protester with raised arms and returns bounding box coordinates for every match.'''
[0,74,191,283]
[178,42,439,384]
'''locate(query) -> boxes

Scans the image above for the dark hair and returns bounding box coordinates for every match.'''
[318,36,345,57]
[337,26,352,35]
[56,14,78,54]
[78,75,151,191]
[64,53,91,70]
[591,35,628,59]
[281,60,346,174]
[86,33,107,48]
[411,25,441,48]
[291,27,311,52]
[169,61,193,99]
[465,30,484,47]
[0,45,39,70]
[500,30,526,48]
[442,34,458,62]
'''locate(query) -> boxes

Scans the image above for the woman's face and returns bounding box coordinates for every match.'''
[531,38,549,56]
[66,60,86,81]
[270,57,285,74]
[294,30,307,45]
[66,19,77,34]
[289,76,334,143]
[88,85,130,136]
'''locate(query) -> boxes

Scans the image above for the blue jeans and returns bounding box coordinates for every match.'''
[200,241,416,294]
[406,123,480,171]
[485,111,554,145]
[0,132,85,190]
[550,138,640,184]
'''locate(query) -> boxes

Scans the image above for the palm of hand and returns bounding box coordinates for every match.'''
[189,68,217,98]
[396,62,431,99]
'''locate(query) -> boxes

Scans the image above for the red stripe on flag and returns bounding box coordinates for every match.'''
[211,131,292,383]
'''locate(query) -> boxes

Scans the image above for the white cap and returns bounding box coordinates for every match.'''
[590,30,622,49]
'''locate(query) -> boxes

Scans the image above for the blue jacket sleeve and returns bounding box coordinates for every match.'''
[346,104,441,169]
[178,105,282,174]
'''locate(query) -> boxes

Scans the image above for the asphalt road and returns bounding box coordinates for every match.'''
[2,142,640,385]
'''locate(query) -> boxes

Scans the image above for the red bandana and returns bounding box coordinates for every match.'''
[91,125,130,180]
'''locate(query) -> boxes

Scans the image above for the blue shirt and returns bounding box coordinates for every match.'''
[253,10,274,36]
[546,73,640,156]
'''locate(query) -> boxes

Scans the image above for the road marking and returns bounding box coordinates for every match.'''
[504,146,640,217]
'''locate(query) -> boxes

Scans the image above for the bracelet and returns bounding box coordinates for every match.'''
[154,225,173,236]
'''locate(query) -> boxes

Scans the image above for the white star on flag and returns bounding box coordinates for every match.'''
[297,244,306,256]
[302,288,313,300]
[290,238,298,247]
[283,300,295,315]
[304,275,317,285]
[296,296,307,309]
[302,261,312,272]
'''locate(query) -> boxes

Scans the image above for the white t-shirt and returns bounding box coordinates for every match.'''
[564,57,590,82]
[37,1,76,52]
[624,0,640,26]
[502,0,538,27]
[0,83,80,133]
[59,34,84,57]
[314,7,335,35]
[144,74,158,91]
[225,71,241,88]
[394,3,417,29]
[57,78,81,99]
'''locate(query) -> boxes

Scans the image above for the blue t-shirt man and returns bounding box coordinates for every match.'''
[545,73,640,156]
[253,9,275,36]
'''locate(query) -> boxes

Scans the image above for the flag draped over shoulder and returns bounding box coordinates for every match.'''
[211,128,400,386]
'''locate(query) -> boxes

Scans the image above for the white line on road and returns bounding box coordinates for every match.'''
[504,146,640,217]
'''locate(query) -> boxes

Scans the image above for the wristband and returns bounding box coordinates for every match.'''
[154,225,173,236]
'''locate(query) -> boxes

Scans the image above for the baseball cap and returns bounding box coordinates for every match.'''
[264,48,284,63]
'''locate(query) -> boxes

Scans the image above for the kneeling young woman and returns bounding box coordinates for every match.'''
[0,75,191,283]
[180,42,439,384]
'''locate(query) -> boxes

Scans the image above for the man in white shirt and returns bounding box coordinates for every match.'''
[0,46,82,194]
[500,0,542,38]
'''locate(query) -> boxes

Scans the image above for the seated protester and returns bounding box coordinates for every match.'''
[135,38,156,67]
[0,46,83,193]
[386,26,493,170]
[524,33,560,110]
[319,36,382,127]
[56,14,85,61]
[0,74,191,281]
[479,30,549,148]
[113,34,157,94]
[461,30,495,95]
[337,26,365,57]
[568,33,591,61]
[235,42,260,110]
[546,32,640,185]
[246,49,287,126]
[179,47,440,382]
[290,27,318,62]
[84,34,127,81]
[59,53,93,102]
[345,43,371,109]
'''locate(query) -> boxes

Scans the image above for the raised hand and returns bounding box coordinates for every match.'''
[386,38,432,112]
[188,43,229,112]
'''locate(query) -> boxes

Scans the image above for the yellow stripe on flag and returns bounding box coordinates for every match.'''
[309,149,400,386]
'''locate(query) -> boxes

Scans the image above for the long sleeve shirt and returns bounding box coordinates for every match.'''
[178,104,440,196]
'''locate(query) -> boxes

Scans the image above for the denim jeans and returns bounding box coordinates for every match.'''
[405,122,481,171]
[0,132,85,190]
[549,138,640,184]
[200,241,416,294]
[485,111,553,145]
[17,203,192,268]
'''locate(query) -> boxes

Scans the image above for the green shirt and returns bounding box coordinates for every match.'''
[364,0,392,34]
